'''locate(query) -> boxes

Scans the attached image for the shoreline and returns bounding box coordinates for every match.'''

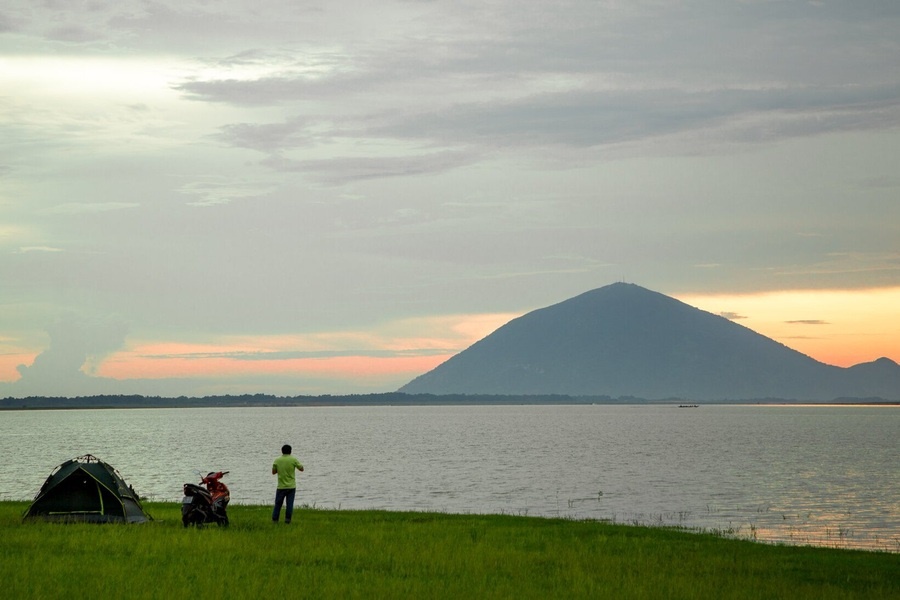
[2,393,898,411]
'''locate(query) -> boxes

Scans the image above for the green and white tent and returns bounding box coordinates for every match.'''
[24,454,151,523]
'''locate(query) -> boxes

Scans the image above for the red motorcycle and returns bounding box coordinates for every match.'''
[182,471,230,527]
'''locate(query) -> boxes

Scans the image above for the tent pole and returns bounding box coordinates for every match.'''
[96,480,105,515]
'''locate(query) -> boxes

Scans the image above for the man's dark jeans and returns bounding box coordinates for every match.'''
[273,488,296,523]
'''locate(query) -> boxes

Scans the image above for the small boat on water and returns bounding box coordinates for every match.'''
[678,404,699,408]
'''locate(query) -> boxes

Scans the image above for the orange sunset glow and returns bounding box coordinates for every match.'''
[98,353,450,382]
[676,287,900,367]
[79,287,900,387]
[3,290,897,390]
[90,312,519,385]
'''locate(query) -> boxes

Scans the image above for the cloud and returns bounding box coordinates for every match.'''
[196,78,900,162]
[176,75,323,107]
[217,119,318,152]
[260,151,477,184]
[13,314,128,395]
[139,348,452,361]
[178,178,275,207]
[0,12,15,34]
[773,252,900,280]
[42,202,140,215]
[156,0,900,170]
[45,25,103,43]
[853,175,900,191]
[719,312,747,321]
[14,246,64,254]
[785,320,830,325]
[372,85,900,149]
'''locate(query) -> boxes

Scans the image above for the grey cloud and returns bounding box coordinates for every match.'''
[371,85,900,149]
[45,25,103,43]
[176,77,293,106]
[260,150,477,184]
[178,179,275,207]
[175,70,374,107]
[0,11,16,33]
[7,1,900,72]
[105,0,325,54]
[0,0,129,46]
[217,119,319,152]
[13,314,128,395]
[42,202,140,215]
[785,320,830,325]
[165,2,900,156]
[201,78,900,154]
[773,252,900,281]
[5,1,315,53]
[853,175,900,191]
[213,49,277,67]
[800,1,900,19]
[719,312,747,321]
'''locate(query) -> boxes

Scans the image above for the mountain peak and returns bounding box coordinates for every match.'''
[872,357,899,367]
[399,283,900,401]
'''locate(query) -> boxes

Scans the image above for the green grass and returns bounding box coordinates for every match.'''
[1,502,897,599]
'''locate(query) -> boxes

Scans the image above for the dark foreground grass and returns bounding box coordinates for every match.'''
[1,502,897,599]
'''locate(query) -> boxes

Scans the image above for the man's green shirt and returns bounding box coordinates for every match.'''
[273,455,303,489]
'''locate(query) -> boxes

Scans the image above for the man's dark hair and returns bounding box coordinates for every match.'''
[282,444,291,455]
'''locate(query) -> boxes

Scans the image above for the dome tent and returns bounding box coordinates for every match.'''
[24,454,151,523]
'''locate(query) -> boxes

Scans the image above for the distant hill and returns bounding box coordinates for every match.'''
[399,283,900,401]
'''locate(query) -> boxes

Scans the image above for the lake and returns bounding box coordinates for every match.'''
[1,404,897,551]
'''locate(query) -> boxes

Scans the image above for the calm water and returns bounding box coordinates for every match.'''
[1,404,897,551]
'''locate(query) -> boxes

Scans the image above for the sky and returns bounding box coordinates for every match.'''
[1,1,899,398]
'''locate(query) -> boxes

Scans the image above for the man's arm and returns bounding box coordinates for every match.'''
[272,465,278,475]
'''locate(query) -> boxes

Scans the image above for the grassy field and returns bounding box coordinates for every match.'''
[1,501,897,599]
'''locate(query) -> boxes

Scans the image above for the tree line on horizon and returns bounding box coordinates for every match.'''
[1,393,895,410]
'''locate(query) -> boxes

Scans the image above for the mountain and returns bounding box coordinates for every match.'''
[399,283,900,401]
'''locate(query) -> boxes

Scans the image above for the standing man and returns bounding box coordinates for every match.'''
[272,444,304,524]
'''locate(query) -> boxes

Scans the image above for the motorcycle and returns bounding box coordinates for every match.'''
[182,471,230,527]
